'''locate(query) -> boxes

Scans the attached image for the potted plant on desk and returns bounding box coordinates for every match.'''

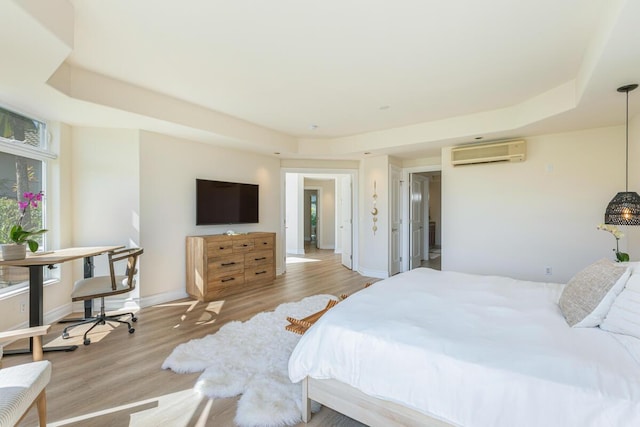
[1,191,47,261]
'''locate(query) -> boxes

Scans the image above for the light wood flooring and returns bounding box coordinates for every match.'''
[4,248,372,427]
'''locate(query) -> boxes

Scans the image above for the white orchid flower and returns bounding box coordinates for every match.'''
[598,223,630,262]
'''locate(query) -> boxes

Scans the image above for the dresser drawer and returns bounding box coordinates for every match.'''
[206,273,245,299]
[245,265,275,283]
[245,250,273,267]
[208,254,244,277]
[233,238,255,253]
[207,239,233,257]
[254,236,274,250]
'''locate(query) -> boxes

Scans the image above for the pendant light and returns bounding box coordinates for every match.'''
[605,83,640,225]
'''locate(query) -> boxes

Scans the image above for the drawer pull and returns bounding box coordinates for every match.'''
[254,257,267,261]
[221,262,236,266]
[255,270,267,275]
[221,277,235,283]
[242,244,249,247]
[219,247,225,250]
[262,242,268,245]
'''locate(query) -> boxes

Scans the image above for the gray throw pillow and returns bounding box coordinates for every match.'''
[559,259,630,327]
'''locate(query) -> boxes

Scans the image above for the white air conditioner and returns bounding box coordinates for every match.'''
[451,140,526,166]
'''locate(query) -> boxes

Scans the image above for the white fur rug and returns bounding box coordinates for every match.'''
[162,295,333,427]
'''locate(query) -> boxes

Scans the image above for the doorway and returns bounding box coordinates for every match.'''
[304,189,319,250]
[282,170,358,273]
[409,171,441,270]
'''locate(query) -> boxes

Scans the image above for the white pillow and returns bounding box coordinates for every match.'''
[558,259,630,327]
[620,261,640,274]
[601,274,640,338]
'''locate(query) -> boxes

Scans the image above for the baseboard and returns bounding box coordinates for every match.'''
[8,302,74,331]
[138,290,190,308]
[357,267,389,279]
[7,291,188,333]
[286,249,306,255]
[46,302,74,323]
[317,245,335,250]
[68,290,188,314]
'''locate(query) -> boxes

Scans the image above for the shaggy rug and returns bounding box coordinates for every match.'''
[162,295,333,427]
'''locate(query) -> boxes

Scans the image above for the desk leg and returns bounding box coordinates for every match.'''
[29,265,44,329]
[5,265,77,356]
[58,256,94,322]
[45,256,94,352]
[83,256,94,318]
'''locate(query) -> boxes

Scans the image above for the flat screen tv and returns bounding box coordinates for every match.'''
[196,179,259,225]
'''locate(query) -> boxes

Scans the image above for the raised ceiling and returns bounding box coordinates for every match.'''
[1,0,639,159]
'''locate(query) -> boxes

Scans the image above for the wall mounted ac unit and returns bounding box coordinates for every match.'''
[451,140,526,166]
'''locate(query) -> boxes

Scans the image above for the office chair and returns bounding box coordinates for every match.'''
[61,247,143,345]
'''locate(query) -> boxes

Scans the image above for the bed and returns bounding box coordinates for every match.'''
[288,267,640,427]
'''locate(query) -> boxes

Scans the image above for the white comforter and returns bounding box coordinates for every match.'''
[288,268,640,427]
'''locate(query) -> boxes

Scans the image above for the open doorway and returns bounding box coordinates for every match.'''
[304,189,319,249]
[283,171,356,272]
[409,171,441,270]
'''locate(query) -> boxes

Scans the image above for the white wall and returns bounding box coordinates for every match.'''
[442,125,634,283]
[70,127,141,309]
[625,114,640,258]
[285,173,304,255]
[139,131,282,302]
[71,127,141,250]
[358,155,390,278]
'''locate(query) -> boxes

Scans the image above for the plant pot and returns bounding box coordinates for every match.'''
[1,244,27,261]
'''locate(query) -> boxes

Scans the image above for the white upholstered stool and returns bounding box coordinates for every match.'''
[0,325,52,427]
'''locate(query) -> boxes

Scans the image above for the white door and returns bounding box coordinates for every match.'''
[410,174,427,269]
[390,165,402,276]
[340,175,352,269]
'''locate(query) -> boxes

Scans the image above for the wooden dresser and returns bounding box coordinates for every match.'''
[186,232,276,301]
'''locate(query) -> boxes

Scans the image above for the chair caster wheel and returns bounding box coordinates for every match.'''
[129,328,135,334]
[132,317,137,322]
[83,339,91,345]
[62,332,69,339]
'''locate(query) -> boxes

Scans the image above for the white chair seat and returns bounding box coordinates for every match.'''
[71,275,130,299]
[0,360,51,427]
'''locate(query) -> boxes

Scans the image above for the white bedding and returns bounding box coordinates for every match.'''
[288,268,640,427]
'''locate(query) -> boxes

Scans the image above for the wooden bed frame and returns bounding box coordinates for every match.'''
[301,377,454,427]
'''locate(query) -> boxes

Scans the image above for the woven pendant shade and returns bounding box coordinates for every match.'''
[605,191,640,225]
[605,84,640,225]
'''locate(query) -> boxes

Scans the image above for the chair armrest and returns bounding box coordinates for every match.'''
[0,325,51,362]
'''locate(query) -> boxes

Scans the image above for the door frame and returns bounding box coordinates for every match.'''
[280,168,359,274]
[389,164,403,276]
[402,165,441,273]
[409,173,429,270]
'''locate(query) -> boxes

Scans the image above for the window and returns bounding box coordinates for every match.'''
[0,105,49,293]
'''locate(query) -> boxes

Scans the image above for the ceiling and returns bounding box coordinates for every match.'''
[1,0,639,159]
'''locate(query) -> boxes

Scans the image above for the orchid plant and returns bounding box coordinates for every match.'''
[597,223,629,262]
[9,191,47,252]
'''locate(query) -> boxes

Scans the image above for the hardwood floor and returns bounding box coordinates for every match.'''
[4,248,372,427]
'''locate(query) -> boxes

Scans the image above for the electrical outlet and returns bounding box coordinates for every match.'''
[19,302,26,313]
[545,267,552,276]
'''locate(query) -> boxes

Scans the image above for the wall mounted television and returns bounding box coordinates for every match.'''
[196,179,259,225]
